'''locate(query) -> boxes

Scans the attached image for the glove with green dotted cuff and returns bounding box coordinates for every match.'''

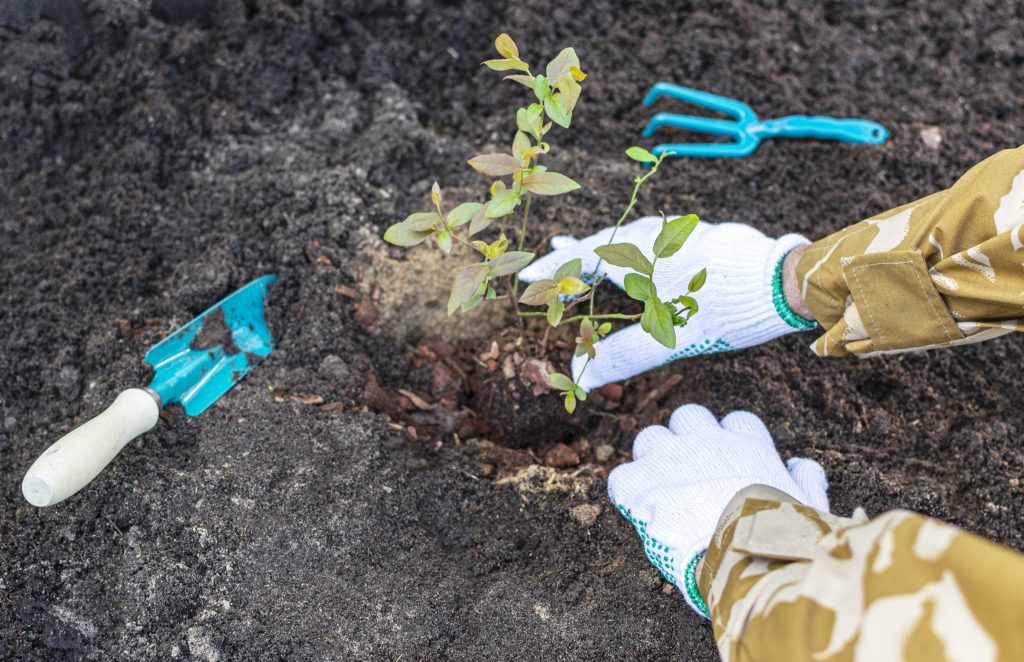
[518,217,816,392]
[607,404,830,618]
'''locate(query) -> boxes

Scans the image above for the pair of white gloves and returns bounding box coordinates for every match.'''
[520,218,829,618]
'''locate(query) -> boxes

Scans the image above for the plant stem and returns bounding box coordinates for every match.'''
[588,153,669,316]
[518,312,641,323]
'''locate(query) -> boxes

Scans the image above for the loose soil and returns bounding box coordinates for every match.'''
[2,1,1023,660]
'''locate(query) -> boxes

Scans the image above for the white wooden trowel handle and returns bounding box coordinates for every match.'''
[22,388,160,507]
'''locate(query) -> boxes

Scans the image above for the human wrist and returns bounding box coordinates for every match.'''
[782,244,814,319]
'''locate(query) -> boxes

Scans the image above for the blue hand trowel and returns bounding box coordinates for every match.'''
[22,275,277,507]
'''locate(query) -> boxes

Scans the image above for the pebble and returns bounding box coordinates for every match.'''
[597,383,623,402]
[920,126,942,150]
[570,503,601,527]
[594,444,615,463]
[318,354,350,382]
[544,443,580,469]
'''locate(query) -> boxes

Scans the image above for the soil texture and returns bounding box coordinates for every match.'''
[2,1,1024,659]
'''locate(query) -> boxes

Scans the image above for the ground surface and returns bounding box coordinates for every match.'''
[2,1,1023,659]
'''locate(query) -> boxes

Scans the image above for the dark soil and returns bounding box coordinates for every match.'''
[3,1,1024,659]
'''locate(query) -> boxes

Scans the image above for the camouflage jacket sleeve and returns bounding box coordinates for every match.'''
[697,485,1024,662]
[796,146,1024,357]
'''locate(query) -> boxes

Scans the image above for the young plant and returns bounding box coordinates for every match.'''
[383,35,706,414]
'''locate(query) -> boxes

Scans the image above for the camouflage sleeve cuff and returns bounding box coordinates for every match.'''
[794,145,1024,357]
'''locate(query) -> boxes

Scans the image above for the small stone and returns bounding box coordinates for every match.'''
[662,582,676,596]
[594,443,615,463]
[920,126,942,150]
[1010,478,1020,487]
[570,503,601,527]
[544,443,580,469]
[318,354,350,382]
[597,383,623,402]
[3,416,16,432]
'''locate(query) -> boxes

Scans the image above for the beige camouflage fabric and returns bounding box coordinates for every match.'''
[697,485,1024,662]
[796,146,1024,357]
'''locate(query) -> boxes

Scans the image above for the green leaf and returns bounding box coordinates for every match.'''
[653,214,699,259]
[504,74,535,88]
[563,390,577,414]
[573,385,587,401]
[594,243,653,275]
[597,322,612,335]
[462,281,488,313]
[488,251,534,277]
[448,264,490,315]
[623,273,656,301]
[675,295,698,316]
[558,276,589,295]
[545,47,580,82]
[625,146,658,163]
[483,57,529,72]
[468,153,521,177]
[435,228,452,253]
[468,204,492,236]
[495,33,519,59]
[553,258,582,281]
[485,188,520,218]
[526,103,545,133]
[384,221,435,247]
[402,211,443,231]
[533,74,550,101]
[549,372,575,391]
[512,131,532,162]
[641,300,676,348]
[556,74,581,113]
[546,298,564,326]
[486,233,509,259]
[522,171,580,196]
[544,93,571,128]
[519,279,558,305]
[447,202,483,228]
[688,267,707,292]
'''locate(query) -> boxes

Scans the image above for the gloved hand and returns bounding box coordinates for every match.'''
[607,404,829,618]
[518,216,815,391]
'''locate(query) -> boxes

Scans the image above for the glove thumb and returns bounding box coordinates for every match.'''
[786,457,829,513]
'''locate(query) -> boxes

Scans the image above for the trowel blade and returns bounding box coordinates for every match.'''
[144,275,277,416]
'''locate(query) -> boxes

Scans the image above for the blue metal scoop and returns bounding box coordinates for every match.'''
[642,82,889,159]
[22,275,278,507]
[146,274,277,415]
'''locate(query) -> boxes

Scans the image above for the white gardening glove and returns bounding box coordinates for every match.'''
[607,404,829,618]
[518,216,814,391]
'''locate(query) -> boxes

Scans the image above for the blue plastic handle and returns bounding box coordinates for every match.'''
[753,116,889,144]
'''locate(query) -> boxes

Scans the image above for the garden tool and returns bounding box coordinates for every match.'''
[22,275,278,507]
[641,81,889,158]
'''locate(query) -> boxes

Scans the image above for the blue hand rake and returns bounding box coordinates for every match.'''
[642,82,888,159]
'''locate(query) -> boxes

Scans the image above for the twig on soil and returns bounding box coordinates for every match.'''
[635,374,685,412]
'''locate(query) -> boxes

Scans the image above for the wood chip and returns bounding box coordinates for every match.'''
[290,394,325,405]
[598,556,626,577]
[396,388,433,411]
[332,283,361,299]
